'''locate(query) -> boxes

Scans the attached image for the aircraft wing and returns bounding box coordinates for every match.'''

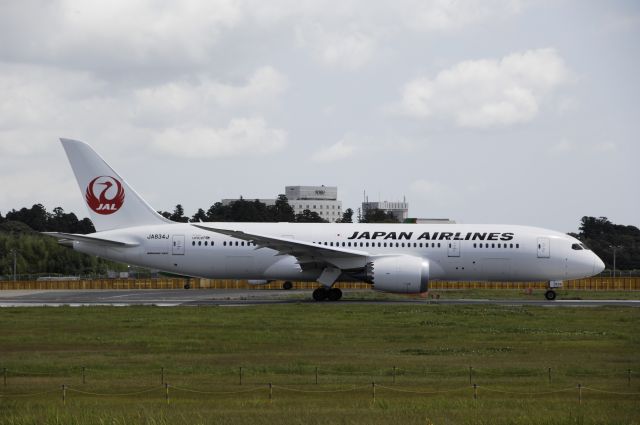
[191,224,369,270]
[43,232,139,247]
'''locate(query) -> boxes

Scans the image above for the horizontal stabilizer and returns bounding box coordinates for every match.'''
[42,232,139,247]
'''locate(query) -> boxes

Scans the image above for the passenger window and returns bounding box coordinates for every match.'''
[198,241,202,246]
[516,244,519,248]
[491,243,495,248]
[437,243,441,248]
[192,241,195,246]
[510,244,513,248]
[204,241,208,246]
[473,243,476,248]
[498,243,501,248]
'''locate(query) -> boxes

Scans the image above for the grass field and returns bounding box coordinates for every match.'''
[0,300,639,424]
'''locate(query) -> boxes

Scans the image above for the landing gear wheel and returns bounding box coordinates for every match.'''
[328,288,342,301]
[544,290,557,301]
[282,281,293,290]
[312,287,329,301]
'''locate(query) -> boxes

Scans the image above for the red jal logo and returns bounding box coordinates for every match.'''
[85,176,125,215]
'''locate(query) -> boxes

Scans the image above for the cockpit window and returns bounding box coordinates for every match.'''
[571,243,583,250]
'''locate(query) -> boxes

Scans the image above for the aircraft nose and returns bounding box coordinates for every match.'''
[593,254,605,275]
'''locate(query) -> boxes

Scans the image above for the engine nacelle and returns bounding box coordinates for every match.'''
[367,255,429,294]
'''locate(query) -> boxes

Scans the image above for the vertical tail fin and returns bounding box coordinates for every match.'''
[60,138,170,231]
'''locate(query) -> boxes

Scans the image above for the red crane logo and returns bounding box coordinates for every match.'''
[85,176,125,215]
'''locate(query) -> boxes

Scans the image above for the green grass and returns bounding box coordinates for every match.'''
[0,303,639,424]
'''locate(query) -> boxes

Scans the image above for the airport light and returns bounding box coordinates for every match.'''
[609,245,622,279]
[9,249,18,282]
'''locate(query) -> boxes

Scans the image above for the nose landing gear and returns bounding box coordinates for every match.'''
[545,280,563,301]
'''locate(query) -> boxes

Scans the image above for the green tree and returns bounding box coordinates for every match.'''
[191,208,207,222]
[295,209,327,223]
[571,216,640,270]
[269,194,295,222]
[359,208,399,223]
[169,204,189,222]
[337,208,354,223]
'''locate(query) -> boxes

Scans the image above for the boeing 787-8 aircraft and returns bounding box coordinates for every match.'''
[46,139,605,301]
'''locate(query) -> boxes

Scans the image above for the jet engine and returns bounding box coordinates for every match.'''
[366,255,429,293]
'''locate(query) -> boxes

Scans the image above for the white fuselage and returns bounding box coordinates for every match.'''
[73,222,603,284]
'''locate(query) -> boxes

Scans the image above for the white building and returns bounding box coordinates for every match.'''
[221,185,343,222]
[362,200,409,221]
[285,185,342,222]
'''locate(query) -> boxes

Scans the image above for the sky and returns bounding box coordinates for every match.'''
[0,0,638,233]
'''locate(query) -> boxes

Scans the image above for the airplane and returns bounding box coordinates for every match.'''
[46,138,605,301]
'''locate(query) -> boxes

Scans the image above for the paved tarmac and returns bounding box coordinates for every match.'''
[0,289,638,307]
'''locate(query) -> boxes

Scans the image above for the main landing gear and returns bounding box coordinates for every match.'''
[282,281,293,290]
[544,290,557,301]
[312,287,342,301]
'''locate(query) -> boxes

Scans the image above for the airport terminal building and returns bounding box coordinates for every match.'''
[362,200,409,221]
[285,186,342,222]
[222,185,343,222]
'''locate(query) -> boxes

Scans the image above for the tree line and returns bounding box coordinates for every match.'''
[570,216,640,271]
[156,195,365,224]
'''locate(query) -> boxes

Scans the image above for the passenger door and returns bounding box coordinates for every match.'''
[447,240,460,257]
[172,235,185,255]
[537,237,550,258]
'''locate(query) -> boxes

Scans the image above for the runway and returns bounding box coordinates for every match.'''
[0,289,638,307]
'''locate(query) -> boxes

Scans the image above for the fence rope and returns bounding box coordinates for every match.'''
[7,370,59,376]
[272,384,369,393]
[170,385,265,395]
[376,385,469,395]
[582,386,640,396]
[65,386,163,396]
[479,386,576,395]
[396,368,458,375]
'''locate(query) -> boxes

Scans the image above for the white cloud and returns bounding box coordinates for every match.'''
[548,139,574,155]
[151,117,287,158]
[395,48,571,127]
[205,67,289,107]
[410,179,446,196]
[131,66,288,126]
[401,0,523,32]
[0,0,243,72]
[592,141,617,153]
[295,23,376,70]
[312,139,357,162]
